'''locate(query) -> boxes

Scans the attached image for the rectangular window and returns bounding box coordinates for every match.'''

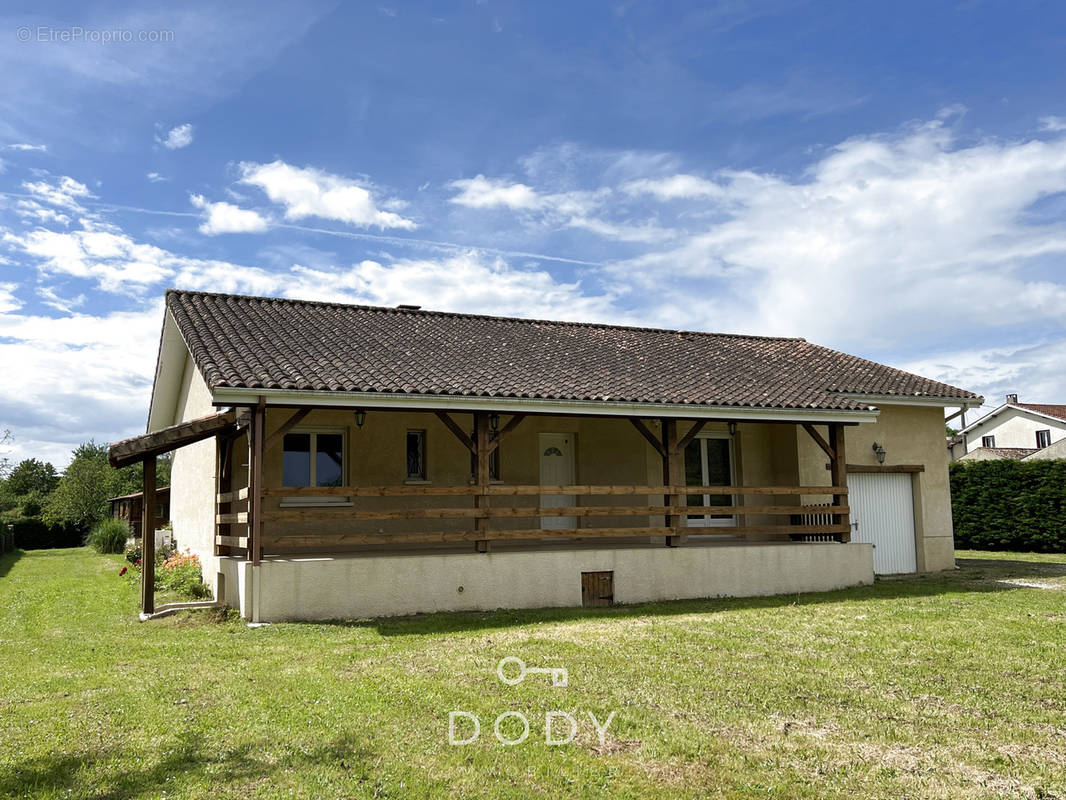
[282,429,347,504]
[981,435,996,448]
[406,430,427,480]
[1036,429,1052,448]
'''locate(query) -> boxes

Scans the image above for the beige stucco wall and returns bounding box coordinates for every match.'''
[224,541,874,621]
[796,404,955,572]
[167,353,221,592]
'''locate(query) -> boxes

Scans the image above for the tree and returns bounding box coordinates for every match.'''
[43,441,125,532]
[0,428,12,479]
[5,458,59,497]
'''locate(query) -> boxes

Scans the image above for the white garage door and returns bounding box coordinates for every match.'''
[847,472,917,575]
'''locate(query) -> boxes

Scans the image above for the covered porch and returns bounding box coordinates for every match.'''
[112,399,869,619]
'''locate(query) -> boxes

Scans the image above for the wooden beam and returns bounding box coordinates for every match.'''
[215,434,233,557]
[801,423,835,460]
[215,535,248,549]
[109,410,237,467]
[435,411,476,454]
[846,464,925,473]
[662,418,687,547]
[474,411,491,553]
[829,423,849,543]
[259,523,851,549]
[262,503,849,522]
[486,414,525,455]
[264,408,311,455]
[630,418,667,457]
[249,398,265,565]
[676,420,708,453]
[260,483,850,498]
[140,457,156,616]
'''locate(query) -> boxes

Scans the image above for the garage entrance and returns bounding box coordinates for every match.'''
[847,472,918,574]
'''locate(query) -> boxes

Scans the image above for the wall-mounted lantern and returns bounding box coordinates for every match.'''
[872,441,886,464]
[489,413,500,434]
[355,410,367,428]
[728,421,738,437]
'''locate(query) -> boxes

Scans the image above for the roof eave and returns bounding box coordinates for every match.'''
[209,387,880,424]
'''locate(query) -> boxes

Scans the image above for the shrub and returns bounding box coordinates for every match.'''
[86,518,131,554]
[124,541,141,564]
[9,517,82,550]
[950,460,1066,553]
[159,550,210,599]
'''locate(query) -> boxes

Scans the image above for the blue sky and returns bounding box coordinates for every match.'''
[2,1,1066,466]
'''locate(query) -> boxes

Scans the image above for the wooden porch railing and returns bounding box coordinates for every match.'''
[215,484,850,553]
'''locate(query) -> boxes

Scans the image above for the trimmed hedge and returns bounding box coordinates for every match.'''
[950,460,1066,553]
[8,517,83,550]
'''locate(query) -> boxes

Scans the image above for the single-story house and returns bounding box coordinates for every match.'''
[108,487,170,538]
[950,394,1066,461]
[109,290,982,621]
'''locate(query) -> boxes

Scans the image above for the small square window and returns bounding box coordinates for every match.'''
[981,435,996,448]
[1036,429,1052,448]
[406,430,426,480]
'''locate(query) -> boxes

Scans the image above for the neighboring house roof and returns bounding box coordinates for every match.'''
[959,447,1039,461]
[161,290,980,415]
[958,402,1066,434]
[1015,403,1066,422]
[1023,438,1066,461]
[107,487,171,503]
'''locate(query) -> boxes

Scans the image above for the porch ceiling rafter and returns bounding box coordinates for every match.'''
[109,409,237,468]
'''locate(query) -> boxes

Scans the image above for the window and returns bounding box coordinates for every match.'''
[981,435,996,448]
[1037,429,1052,448]
[282,429,346,504]
[684,435,735,527]
[406,430,427,480]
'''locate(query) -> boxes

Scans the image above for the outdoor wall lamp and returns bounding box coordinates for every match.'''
[728,421,738,436]
[489,413,500,433]
[355,410,367,428]
[872,442,886,464]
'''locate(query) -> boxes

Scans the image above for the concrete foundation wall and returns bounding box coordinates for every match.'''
[225,541,874,621]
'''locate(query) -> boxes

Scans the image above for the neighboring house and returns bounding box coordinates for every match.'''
[109,290,982,621]
[1023,438,1066,461]
[108,487,170,537]
[951,395,1066,461]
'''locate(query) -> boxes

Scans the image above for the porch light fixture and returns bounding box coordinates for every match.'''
[489,413,500,433]
[355,410,367,429]
[872,442,886,464]
[728,422,738,436]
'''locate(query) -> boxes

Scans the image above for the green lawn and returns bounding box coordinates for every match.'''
[1,548,1064,799]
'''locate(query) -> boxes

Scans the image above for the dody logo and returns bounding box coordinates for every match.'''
[448,657,617,747]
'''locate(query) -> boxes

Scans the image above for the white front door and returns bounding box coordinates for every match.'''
[847,472,918,574]
[539,433,576,529]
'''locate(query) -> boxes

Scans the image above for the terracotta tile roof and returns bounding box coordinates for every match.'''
[1016,403,1066,422]
[961,447,1040,460]
[165,290,980,412]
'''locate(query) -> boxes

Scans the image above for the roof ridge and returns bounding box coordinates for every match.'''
[164,288,806,343]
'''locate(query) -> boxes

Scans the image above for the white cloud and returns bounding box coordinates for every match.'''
[189,194,269,235]
[622,173,725,200]
[15,200,71,226]
[146,172,167,183]
[22,175,92,211]
[159,123,194,150]
[0,282,21,312]
[448,174,600,216]
[4,143,47,152]
[239,160,416,230]
[1039,116,1066,133]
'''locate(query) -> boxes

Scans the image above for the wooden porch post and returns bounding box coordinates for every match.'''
[473,411,491,553]
[828,423,850,542]
[248,399,265,565]
[662,419,687,547]
[215,434,233,557]
[140,456,156,616]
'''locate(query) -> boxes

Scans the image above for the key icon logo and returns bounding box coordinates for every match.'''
[497,656,568,687]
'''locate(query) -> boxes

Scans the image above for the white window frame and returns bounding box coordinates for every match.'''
[1036,429,1052,449]
[981,435,996,448]
[280,426,350,507]
[685,431,737,528]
